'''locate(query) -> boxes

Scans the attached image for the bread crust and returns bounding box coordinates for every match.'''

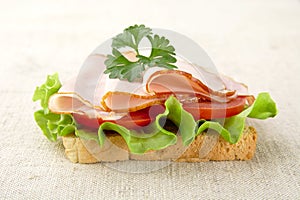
[62,126,257,163]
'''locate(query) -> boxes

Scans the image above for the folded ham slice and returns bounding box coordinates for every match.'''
[101,91,169,112]
[48,53,248,119]
[145,70,237,102]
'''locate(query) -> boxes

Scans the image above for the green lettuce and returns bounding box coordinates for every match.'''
[96,96,196,154]
[93,92,277,153]
[33,73,76,141]
[33,73,61,114]
[195,92,278,144]
[33,73,278,154]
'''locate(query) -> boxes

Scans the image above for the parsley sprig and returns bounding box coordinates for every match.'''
[104,25,177,82]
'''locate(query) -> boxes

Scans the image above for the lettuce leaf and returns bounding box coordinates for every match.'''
[248,92,278,119]
[95,96,196,154]
[33,73,278,153]
[33,73,76,141]
[86,93,277,153]
[195,92,278,143]
[33,73,61,114]
[34,110,76,141]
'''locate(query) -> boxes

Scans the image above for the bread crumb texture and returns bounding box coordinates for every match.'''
[62,126,257,163]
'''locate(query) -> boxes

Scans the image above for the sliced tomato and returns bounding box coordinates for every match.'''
[114,104,165,128]
[73,97,246,130]
[183,97,246,120]
[73,104,165,130]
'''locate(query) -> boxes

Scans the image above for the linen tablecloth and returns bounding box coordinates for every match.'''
[0,0,299,199]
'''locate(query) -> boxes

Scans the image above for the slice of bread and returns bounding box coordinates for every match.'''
[62,126,257,163]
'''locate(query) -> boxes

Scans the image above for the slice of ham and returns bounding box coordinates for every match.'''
[101,91,170,112]
[100,69,238,112]
[48,93,126,120]
[145,69,237,103]
[48,52,249,119]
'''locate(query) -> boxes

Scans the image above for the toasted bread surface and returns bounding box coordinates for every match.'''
[62,126,257,163]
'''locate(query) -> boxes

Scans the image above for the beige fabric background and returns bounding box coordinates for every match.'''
[0,0,299,199]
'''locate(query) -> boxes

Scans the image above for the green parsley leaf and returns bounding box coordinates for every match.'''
[147,34,177,69]
[104,24,177,82]
[104,48,146,81]
[112,24,152,52]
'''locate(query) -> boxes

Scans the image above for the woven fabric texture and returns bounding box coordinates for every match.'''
[0,0,299,199]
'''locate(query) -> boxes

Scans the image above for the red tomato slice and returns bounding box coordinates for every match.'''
[73,104,165,130]
[114,104,165,129]
[183,97,246,120]
[73,97,246,130]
